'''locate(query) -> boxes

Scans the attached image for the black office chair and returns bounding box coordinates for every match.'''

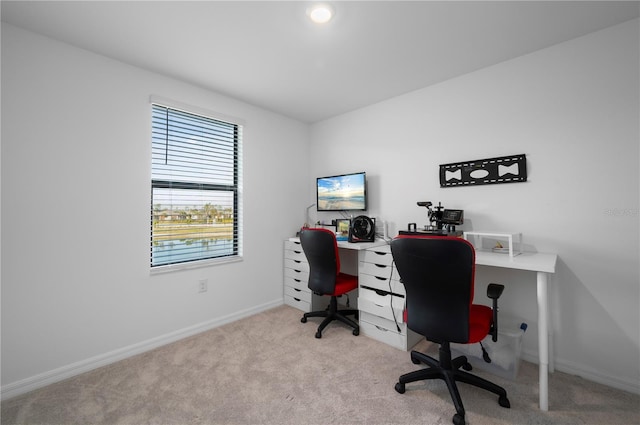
[299,228,360,338]
[391,235,510,425]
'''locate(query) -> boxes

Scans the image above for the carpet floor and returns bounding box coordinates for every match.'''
[2,305,639,424]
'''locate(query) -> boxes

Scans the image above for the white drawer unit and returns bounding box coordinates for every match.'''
[284,240,306,260]
[358,273,405,296]
[283,240,312,311]
[283,239,333,313]
[358,244,420,351]
[284,266,309,284]
[358,243,405,296]
[359,311,422,351]
[360,247,395,265]
[358,286,404,323]
[284,293,311,312]
[359,261,395,279]
[284,257,309,272]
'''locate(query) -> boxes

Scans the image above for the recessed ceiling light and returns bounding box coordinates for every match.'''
[308,3,334,24]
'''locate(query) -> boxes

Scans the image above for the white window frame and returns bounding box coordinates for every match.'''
[149,96,243,273]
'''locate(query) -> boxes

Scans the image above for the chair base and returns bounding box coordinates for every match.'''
[395,342,510,425]
[301,296,359,338]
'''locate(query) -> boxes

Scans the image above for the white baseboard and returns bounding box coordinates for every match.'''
[521,348,640,395]
[552,356,640,395]
[1,299,283,401]
[4,300,638,400]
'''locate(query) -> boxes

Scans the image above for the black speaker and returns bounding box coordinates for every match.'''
[349,216,376,243]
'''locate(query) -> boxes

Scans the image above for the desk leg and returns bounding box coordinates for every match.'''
[537,271,549,411]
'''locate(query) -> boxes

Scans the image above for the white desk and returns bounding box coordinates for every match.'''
[336,239,388,250]
[288,237,557,411]
[475,250,558,411]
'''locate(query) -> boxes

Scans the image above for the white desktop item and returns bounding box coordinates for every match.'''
[464,231,523,257]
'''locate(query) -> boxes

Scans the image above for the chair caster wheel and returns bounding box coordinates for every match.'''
[462,362,472,371]
[353,328,359,336]
[301,317,307,323]
[499,395,511,408]
[315,331,322,339]
[394,382,405,394]
[453,413,465,425]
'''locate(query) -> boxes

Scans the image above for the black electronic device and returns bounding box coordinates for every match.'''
[417,201,464,232]
[442,209,464,225]
[349,215,376,242]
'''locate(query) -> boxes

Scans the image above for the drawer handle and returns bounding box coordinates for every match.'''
[294,288,301,292]
[294,260,301,264]
[374,303,385,308]
[294,270,301,273]
[294,297,301,302]
[294,278,301,283]
[375,276,388,281]
[375,325,388,332]
[374,289,390,296]
[373,251,387,256]
[374,264,388,268]
[294,250,302,254]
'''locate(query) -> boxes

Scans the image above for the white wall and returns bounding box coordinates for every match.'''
[2,17,638,399]
[1,24,309,396]
[309,19,639,393]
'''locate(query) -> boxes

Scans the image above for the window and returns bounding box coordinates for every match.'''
[151,102,242,268]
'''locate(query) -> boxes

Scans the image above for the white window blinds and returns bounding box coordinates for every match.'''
[151,103,241,268]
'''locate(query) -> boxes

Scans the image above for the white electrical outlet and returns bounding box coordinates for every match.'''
[198,279,208,293]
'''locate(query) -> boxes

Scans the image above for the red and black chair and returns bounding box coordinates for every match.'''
[299,228,359,338]
[391,235,510,425]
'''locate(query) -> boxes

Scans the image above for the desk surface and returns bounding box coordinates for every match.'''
[475,250,557,273]
[289,237,388,251]
[338,239,389,250]
[291,237,557,270]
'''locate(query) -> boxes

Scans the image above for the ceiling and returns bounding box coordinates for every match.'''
[2,1,638,123]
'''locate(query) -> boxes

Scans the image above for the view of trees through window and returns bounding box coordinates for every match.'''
[151,189,235,265]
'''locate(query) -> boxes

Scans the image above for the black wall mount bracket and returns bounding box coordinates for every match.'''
[439,154,527,188]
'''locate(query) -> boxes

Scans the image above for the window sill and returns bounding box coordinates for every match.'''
[150,256,243,275]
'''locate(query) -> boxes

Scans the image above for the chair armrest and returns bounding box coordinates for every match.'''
[487,283,504,299]
[486,283,505,342]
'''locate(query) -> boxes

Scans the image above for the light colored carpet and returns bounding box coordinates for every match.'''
[2,305,639,424]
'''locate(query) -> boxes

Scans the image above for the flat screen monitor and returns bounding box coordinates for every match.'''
[316,172,367,211]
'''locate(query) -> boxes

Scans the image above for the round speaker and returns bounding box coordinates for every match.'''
[349,215,375,242]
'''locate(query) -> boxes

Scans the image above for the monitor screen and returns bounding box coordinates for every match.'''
[317,172,367,211]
